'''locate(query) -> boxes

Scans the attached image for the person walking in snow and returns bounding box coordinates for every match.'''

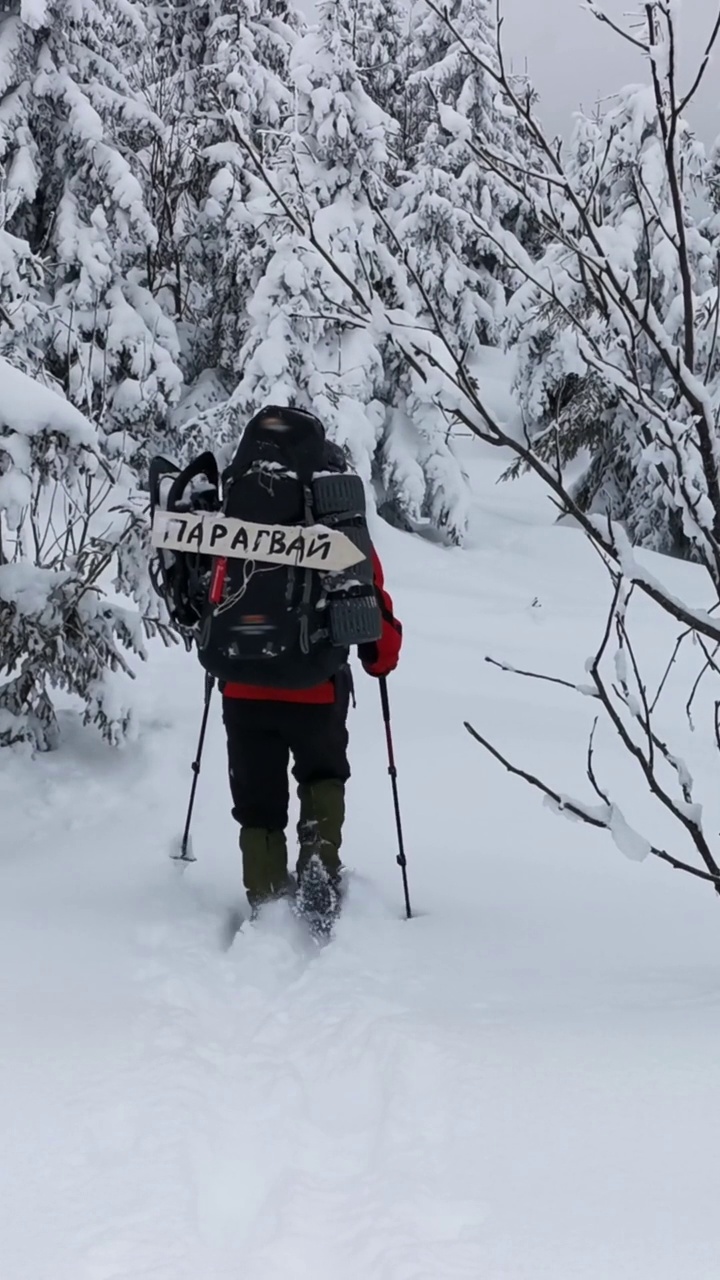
[219,409,403,921]
[150,405,402,928]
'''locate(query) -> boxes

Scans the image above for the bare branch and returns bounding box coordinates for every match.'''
[464,719,605,827]
[589,582,720,880]
[583,0,651,53]
[485,654,598,698]
[464,719,720,885]
[652,626,692,713]
[686,639,720,729]
[678,6,720,115]
[587,717,610,805]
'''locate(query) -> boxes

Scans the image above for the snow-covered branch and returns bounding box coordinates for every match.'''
[472,570,720,891]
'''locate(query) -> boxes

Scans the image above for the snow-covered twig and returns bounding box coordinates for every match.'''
[463,718,720,885]
[586,717,610,806]
[476,565,720,892]
[484,654,598,698]
[677,7,720,116]
[583,1,651,53]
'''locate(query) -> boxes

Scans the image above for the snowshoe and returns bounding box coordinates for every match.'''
[295,854,342,941]
[148,451,220,634]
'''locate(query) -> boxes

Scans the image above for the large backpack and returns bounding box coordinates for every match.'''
[149,407,381,688]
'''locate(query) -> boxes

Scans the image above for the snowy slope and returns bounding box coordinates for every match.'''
[3,447,720,1280]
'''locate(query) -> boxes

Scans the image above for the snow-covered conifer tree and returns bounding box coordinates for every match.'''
[142,0,299,391]
[510,80,715,555]
[369,0,542,542]
[339,0,411,172]
[394,0,533,349]
[504,108,617,484]
[0,360,172,751]
[0,0,183,468]
[212,0,391,476]
[0,2,183,750]
[203,0,469,541]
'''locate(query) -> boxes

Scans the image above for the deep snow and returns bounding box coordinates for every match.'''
[3,444,720,1280]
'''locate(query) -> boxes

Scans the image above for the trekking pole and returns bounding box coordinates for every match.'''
[379,676,412,919]
[173,673,215,864]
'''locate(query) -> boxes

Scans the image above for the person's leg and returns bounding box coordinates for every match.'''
[287,669,352,883]
[221,697,291,908]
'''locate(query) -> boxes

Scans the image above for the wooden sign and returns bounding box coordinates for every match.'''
[151,509,365,572]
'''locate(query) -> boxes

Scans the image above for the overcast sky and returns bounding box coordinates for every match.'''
[299,1,719,142]
[501,0,717,141]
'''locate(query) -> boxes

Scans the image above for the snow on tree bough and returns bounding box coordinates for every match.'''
[151,510,366,572]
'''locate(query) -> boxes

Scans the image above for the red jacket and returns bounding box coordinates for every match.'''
[223,547,402,703]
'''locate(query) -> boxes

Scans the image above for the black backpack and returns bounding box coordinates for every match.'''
[149,407,381,688]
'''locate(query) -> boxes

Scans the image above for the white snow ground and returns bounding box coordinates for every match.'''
[3,444,720,1280]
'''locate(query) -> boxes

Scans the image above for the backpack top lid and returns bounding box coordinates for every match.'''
[249,404,325,437]
[230,404,328,484]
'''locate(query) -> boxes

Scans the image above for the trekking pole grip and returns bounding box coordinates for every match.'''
[380,673,391,724]
[380,675,396,776]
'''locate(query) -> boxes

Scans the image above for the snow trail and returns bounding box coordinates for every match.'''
[3,452,720,1279]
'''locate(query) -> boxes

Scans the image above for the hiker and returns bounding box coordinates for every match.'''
[220,409,403,919]
[149,404,402,926]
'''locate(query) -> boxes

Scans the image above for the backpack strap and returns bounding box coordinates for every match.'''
[296,480,318,656]
[286,436,346,654]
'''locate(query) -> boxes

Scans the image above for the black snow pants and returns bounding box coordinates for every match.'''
[221,669,352,832]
